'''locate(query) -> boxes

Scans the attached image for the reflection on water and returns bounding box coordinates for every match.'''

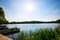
[6,23,60,39]
[6,33,19,40]
[7,23,60,31]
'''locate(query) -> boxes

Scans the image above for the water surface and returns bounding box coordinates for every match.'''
[7,23,60,32]
[6,23,60,39]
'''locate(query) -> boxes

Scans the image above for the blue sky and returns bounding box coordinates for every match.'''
[0,0,60,22]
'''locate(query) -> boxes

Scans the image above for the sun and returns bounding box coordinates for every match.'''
[23,3,34,12]
[26,4,34,12]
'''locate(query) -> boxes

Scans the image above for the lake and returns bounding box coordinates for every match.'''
[6,23,60,39]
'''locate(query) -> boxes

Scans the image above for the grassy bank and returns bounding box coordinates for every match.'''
[16,26,60,40]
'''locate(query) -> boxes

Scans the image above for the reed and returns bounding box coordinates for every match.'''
[16,26,60,40]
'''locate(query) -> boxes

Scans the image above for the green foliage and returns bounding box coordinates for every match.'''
[55,26,60,40]
[0,7,5,18]
[16,26,60,40]
[0,7,8,23]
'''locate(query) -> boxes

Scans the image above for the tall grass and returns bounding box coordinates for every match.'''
[16,26,60,40]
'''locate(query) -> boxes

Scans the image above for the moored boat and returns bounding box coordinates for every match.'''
[0,24,20,35]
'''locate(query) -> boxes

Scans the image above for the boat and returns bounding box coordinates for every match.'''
[0,24,20,35]
[0,28,20,35]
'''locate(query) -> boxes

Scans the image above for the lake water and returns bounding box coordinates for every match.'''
[7,23,60,31]
[6,23,60,39]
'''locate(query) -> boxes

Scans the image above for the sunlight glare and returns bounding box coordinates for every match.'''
[23,3,34,12]
[26,4,34,12]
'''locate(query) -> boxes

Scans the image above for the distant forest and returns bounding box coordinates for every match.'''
[10,19,60,24]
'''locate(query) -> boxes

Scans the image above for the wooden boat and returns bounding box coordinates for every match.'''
[0,25,8,30]
[0,28,20,35]
[0,24,20,35]
[0,25,8,29]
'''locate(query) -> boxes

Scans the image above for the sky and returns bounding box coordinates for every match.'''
[0,0,60,22]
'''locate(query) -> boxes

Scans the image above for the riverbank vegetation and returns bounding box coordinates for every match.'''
[16,26,60,40]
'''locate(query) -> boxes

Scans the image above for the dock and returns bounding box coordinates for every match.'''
[0,34,13,40]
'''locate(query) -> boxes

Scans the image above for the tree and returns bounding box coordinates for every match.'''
[0,7,8,24]
[0,7,5,18]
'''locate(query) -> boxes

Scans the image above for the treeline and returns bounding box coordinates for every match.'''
[10,19,60,24]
